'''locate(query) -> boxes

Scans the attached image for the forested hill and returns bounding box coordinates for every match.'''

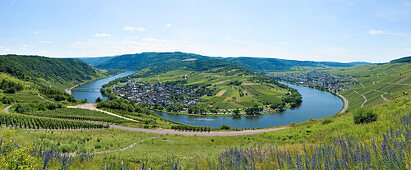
[94,52,369,73]
[225,57,370,73]
[0,54,104,89]
[95,52,210,71]
[390,56,411,63]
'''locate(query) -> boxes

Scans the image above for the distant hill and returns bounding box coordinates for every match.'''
[0,54,104,89]
[76,56,115,66]
[390,56,411,63]
[225,57,369,73]
[95,52,369,73]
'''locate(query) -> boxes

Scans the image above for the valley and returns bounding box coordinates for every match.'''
[0,54,409,169]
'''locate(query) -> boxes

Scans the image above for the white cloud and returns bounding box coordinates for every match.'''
[369,30,407,37]
[165,24,172,27]
[38,40,53,44]
[369,30,383,35]
[94,33,112,38]
[123,26,146,32]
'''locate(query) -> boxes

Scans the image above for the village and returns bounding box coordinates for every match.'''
[268,72,358,92]
[113,81,206,106]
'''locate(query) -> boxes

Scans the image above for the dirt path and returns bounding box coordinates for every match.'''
[374,90,389,102]
[67,103,139,122]
[353,90,367,108]
[59,137,156,157]
[354,78,365,88]
[3,105,12,113]
[215,90,226,96]
[110,125,289,136]
[336,93,348,113]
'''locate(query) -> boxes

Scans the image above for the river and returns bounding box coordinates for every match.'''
[71,71,135,103]
[72,72,343,129]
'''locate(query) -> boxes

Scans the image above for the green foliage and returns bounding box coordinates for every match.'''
[95,97,103,103]
[0,130,38,170]
[1,96,15,104]
[97,98,151,114]
[0,54,102,89]
[171,125,213,132]
[321,118,333,125]
[244,106,263,115]
[14,103,32,113]
[0,79,23,93]
[219,124,230,130]
[353,108,378,124]
[38,86,77,102]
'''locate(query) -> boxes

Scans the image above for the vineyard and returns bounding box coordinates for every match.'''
[0,113,108,129]
[20,108,128,124]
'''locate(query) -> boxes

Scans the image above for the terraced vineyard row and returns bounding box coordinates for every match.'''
[0,112,108,129]
[21,108,128,124]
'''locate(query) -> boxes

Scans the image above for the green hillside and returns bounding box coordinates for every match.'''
[390,56,411,63]
[226,57,369,73]
[325,62,410,110]
[0,54,106,90]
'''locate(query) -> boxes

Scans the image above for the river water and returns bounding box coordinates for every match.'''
[71,71,135,103]
[72,72,343,129]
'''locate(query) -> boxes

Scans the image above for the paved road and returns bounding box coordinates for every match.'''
[3,105,12,113]
[336,93,348,113]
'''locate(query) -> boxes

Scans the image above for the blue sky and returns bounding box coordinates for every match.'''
[1,0,410,62]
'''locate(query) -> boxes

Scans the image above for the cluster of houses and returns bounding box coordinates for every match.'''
[268,72,358,92]
[113,81,203,106]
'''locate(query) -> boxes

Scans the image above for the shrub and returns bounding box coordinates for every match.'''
[353,108,378,124]
[321,118,333,125]
[14,103,32,113]
[219,124,230,130]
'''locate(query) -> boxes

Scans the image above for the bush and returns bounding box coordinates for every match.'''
[219,124,230,130]
[353,108,378,124]
[14,103,32,113]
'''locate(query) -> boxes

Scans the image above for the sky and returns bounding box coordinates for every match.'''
[0,0,410,62]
